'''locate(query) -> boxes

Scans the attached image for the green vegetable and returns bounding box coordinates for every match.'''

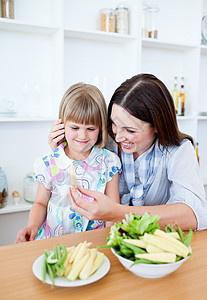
[47,264,55,285]
[57,244,67,265]
[104,212,160,261]
[176,225,184,243]
[42,244,69,285]
[165,225,177,232]
[184,228,193,247]
[103,213,193,264]
[47,251,58,264]
[121,213,160,235]
[122,241,146,255]
[42,250,48,283]
[106,212,160,249]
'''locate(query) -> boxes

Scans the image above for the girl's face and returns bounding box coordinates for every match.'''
[64,120,99,160]
[111,104,156,159]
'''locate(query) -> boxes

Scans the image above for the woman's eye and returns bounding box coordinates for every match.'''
[126,129,135,134]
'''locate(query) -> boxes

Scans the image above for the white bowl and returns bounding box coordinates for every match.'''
[111,248,190,278]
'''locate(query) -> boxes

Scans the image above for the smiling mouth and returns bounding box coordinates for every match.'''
[75,140,89,144]
[121,142,133,148]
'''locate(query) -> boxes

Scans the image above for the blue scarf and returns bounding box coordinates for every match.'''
[119,140,165,206]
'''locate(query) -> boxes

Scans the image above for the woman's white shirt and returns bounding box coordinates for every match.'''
[107,137,207,230]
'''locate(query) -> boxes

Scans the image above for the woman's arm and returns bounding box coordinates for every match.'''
[48,119,65,151]
[104,173,120,227]
[68,187,197,230]
[15,183,51,242]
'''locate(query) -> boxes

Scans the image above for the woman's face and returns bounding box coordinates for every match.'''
[111,104,156,158]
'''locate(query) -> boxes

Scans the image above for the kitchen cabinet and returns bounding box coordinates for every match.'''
[0,0,207,244]
[0,207,31,246]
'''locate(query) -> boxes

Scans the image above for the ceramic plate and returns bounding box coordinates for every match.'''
[32,251,110,287]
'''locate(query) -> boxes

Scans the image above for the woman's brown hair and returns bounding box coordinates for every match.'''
[107,73,194,148]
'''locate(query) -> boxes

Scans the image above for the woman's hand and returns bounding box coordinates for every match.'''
[48,119,65,151]
[68,186,119,222]
[15,225,38,243]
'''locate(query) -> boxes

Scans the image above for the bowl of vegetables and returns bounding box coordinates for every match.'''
[105,213,192,279]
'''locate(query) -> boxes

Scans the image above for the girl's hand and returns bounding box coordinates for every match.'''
[68,186,118,222]
[48,119,65,151]
[15,226,38,243]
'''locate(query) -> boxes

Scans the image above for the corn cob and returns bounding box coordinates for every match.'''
[123,239,147,249]
[67,253,90,281]
[89,252,105,276]
[135,252,176,263]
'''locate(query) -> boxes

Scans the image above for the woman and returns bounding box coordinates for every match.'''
[49,74,207,230]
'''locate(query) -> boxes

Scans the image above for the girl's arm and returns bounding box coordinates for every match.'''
[104,173,120,227]
[68,187,197,230]
[15,182,51,243]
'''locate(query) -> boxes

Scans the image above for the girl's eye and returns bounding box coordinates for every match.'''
[71,127,79,130]
[87,128,96,131]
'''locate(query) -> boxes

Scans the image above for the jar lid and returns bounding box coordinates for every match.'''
[99,8,114,14]
[202,13,207,45]
[115,4,128,10]
[147,6,160,12]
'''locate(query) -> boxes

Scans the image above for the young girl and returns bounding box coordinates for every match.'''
[15,83,121,242]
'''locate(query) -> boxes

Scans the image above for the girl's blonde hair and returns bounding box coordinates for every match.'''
[59,82,108,148]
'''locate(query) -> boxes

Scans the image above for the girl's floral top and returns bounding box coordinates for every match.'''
[34,142,121,239]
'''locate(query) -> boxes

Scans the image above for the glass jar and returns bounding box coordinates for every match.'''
[142,3,149,38]
[99,8,115,32]
[23,173,38,203]
[147,5,160,39]
[0,167,8,208]
[115,4,129,34]
[1,0,14,19]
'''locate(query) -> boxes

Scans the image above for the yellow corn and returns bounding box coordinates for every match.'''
[123,239,147,249]
[64,263,72,276]
[73,241,87,265]
[69,242,83,263]
[67,253,89,281]
[89,252,105,276]
[154,229,190,255]
[63,246,75,269]
[90,248,97,257]
[146,244,164,253]
[135,252,176,263]
[79,253,95,280]
[166,232,180,239]
[142,233,185,257]
[71,162,77,187]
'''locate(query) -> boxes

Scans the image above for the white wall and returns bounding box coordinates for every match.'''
[0,121,53,201]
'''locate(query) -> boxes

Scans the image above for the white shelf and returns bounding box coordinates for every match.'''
[201,45,207,54]
[0,201,32,215]
[142,38,199,51]
[202,177,207,186]
[0,18,59,35]
[177,116,196,121]
[198,116,207,121]
[64,28,136,43]
[0,116,56,123]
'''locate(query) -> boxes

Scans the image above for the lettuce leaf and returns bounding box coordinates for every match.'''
[122,212,160,235]
[106,212,160,250]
